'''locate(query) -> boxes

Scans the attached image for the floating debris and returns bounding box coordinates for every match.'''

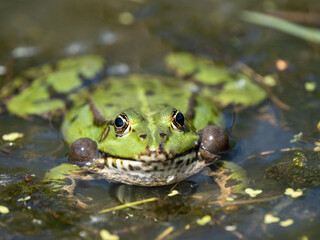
[225,225,237,231]
[0,205,9,214]
[305,82,317,92]
[245,188,263,198]
[263,75,277,87]
[17,196,31,202]
[32,219,42,225]
[279,219,294,227]
[11,46,40,58]
[99,197,158,214]
[315,142,320,152]
[290,132,303,143]
[118,12,134,25]
[292,152,307,167]
[0,65,6,76]
[196,215,212,226]
[155,226,174,240]
[99,31,117,45]
[107,63,130,75]
[264,213,280,224]
[65,42,88,55]
[99,230,119,240]
[168,190,179,197]
[2,132,24,141]
[226,197,234,201]
[276,59,289,71]
[317,121,320,132]
[284,188,303,198]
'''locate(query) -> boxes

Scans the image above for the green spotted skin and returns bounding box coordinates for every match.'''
[62,75,222,145]
[3,54,265,186]
[62,75,222,186]
[2,55,227,186]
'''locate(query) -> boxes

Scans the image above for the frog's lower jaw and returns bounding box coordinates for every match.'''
[84,151,206,186]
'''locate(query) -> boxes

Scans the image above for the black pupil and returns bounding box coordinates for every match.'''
[115,117,124,127]
[176,112,184,126]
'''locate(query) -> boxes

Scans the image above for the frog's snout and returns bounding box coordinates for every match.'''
[138,132,168,141]
[68,138,99,165]
[159,132,168,140]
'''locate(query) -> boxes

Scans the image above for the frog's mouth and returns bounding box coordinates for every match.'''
[100,145,199,162]
[80,145,205,186]
[85,148,205,186]
[92,148,199,174]
[137,145,199,161]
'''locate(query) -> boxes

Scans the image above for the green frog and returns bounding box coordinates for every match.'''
[0,53,266,186]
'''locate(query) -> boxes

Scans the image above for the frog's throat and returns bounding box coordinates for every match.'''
[84,150,205,186]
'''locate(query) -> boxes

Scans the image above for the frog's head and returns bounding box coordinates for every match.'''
[97,105,200,161]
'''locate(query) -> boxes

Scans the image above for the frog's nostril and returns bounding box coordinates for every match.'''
[159,133,167,139]
[139,134,147,140]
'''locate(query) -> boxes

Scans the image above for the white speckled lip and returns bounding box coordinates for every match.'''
[85,150,207,186]
[137,153,168,161]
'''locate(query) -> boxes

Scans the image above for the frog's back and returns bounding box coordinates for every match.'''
[62,75,200,143]
[90,75,194,119]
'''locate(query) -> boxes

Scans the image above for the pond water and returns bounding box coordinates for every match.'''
[0,0,320,239]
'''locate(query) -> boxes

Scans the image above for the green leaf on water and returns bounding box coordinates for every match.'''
[168,190,179,197]
[305,82,317,92]
[290,132,303,143]
[118,12,134,25]
[2,132,24,141]
[284,188,303,198]
[165,52,267,107]
[165,52,234,85]
[292,152,307,167]
[264,213,280,224]
[99,230,119,240]
[213,74,267,106]
[5,55,105,118]
[279,219,294,227]
[0,205,9,214]
[196,215,212,226]
[17,196,31,202]
[244,188,263,198]
[263,75,277,87]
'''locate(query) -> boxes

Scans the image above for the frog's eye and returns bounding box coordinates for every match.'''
[171,110,184,131]
[114,113,130,136]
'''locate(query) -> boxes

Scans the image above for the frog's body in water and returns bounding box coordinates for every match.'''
[64,75,226,186]
[2,54,266,186]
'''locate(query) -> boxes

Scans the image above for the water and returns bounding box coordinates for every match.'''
[0,0,320,239]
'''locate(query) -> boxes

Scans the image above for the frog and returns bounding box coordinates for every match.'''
[0,53,267,187]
